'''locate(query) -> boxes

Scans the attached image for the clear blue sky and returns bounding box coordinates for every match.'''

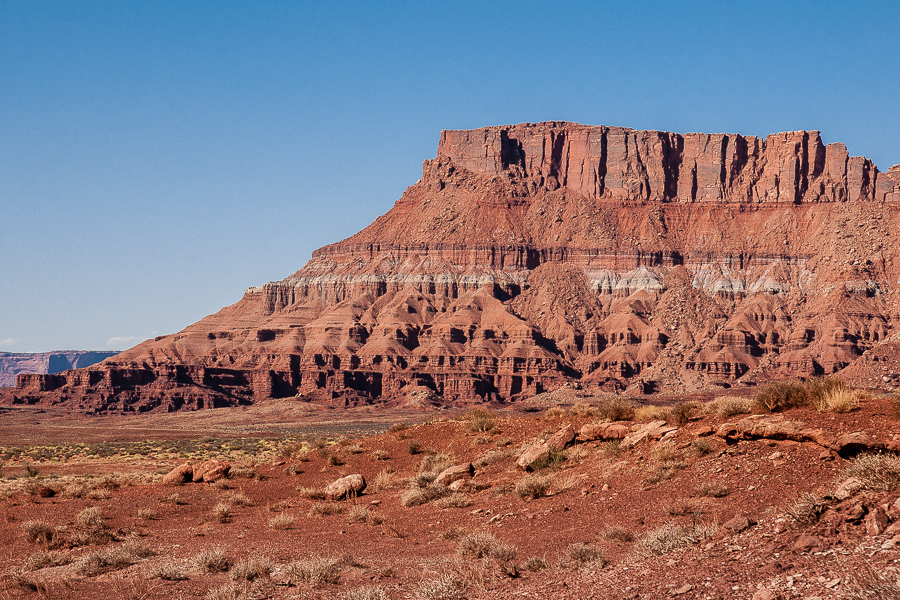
[1,1,898,353]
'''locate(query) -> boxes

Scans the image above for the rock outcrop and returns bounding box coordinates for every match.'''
[0,351,117,387]
[4,122,900,412]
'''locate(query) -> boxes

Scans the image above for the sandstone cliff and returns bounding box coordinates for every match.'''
[7,122,900,412]
[0,351,118,387]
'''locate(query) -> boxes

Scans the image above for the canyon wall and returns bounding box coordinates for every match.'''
[0,351,118,387]
[7,122,900,412]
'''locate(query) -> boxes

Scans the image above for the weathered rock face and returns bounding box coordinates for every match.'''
[0,351,117,387]
[5,122,900,412]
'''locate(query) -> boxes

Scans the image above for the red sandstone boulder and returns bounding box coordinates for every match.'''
[517,442,551,471]
[546,424,576,451]
[324,474,367,500]
[435,463,474,486]
[162,463,193,486]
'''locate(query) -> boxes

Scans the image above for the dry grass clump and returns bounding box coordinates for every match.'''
[786,493,830,526]
[20,520,56,545]
[848,563,900,600]
[372,449,390,461]
[634,405,670,422]
[2,570,54,596]
[473,448,512,469]
[347,505,384,524]
[668,401,700,426]
[150,561,189,581]
[642,461,686,487]
[297,486,326,499]
[457,532,516,561]
[76,506,107,531]
[703,395,754,419]
[650,443,678,462]
[388,422,409,433]
[268,513,295,530]
[210,502,232,523]
[521,556,548,572]
[815,386,862,413]
[406,440,424,455]
[419,452,452,476]
[689,437,714,456]
[230,555,274,582]
[544,406,566,420]
[569,402,599,418]
[601,525,634,542]
[753,380,808,412]
[515,474,550,500]
[373,468,397,491]
[841,453,900,492]
[414,573,468,600]
[636,522,716,556]
[308,502,344,516]
[164,492,187,505]
[596,398,635,422]
[205,582,253,600]
[599,439,623,458]
[286,555,343,586]
[137,507,158,521]
[565,543,606,569]
[435,493,472,509]
[401,483,450,507]
[340,586,391,600]
[222,490,254,507]
[697,481,729,498]
[665,498,702,517]
[23,550,72,571]
[464,408,497,433]
[76,539,155,576]
[195,547,230,573]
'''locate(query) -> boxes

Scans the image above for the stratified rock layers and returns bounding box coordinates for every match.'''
[9,122,900,412]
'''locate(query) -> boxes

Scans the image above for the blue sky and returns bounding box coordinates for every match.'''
[1,1,898,353]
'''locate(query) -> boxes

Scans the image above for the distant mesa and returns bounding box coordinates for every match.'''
[0,351,118,387]
[4,122,900,413]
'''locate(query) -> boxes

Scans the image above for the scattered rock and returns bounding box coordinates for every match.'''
[193,460,230,483]
[865,506,889,535]
[516,442,551,471]
[162,463,193,486]
[579,421,630,441]
[723,515,751,532]
[671,584,693,595]
[546,424,576,451]
[834,477,865,500]
[752,589,784,600]
[434,463,474,486]
[324,474,366,500]
[621,420,677,449]
[832,431,881,458]
[793,534,822,552]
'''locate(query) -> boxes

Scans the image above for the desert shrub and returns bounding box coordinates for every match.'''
[372,449,390,461]
[164,492,187,505]
[75,540,155,576]
[347,505,370,523]
[515,474,550,500]
[668,401,700,426]
[457,532,512,559]
[268,513,295,530]
[400,483,450,507]
[137,507,158,520]
[286,555,342,586]
[76,507,107,531]
[340,586,390,600]
[666,498,701,516]
[599,439,622,458]
[689,437,714,456]
[211,503,232,523]
[150,562,188,581]
[570,402,599,417]
[222,491,254,507]
[196,547,230,573]
[20,520,55,545]
[544,406,566,420]
[601,525,634,542]
[205,582,252,600]
[419,452,452,476]
[650,443,678,462]
[805,376,848,405]
[3,570,50,595]
[697,481,729,498]
[297,486,326,499]
[522,556,548,572]
[528,449,566,471]
[597,398,635,422]
[435,493,472,509]
[308,502,344,516]
[473,448,512,469]
[414,573,468,600]
[327,454,345,466]
[753,380,807,412]
[703,396,754,419]
[634,405,670,422]
[23,550,72,571]
[786,493,830,526]
[636,522,716,556]
[465,409,497,433]
[388,421,409,433]
[346,444,364,455]
[230,555,274,582]
[407,440,424,455]
[566,543,606,569]
[841,453,900,492]
[366,510,385,525]
[642,462,685,487]
[373,468,397,491]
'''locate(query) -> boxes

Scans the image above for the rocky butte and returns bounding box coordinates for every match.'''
[5,122,900,413]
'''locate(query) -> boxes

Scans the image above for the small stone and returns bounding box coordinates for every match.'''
[672,584,693,595]
[752,589,783,600]
[768,451,783,460]
[865,506,889,535]
[723,515,751,532]
[793,534,822,552]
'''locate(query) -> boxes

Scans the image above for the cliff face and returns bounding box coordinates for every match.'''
[0,351,118,387]
[7,122,900,412]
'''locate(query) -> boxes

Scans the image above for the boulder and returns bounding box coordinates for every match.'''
[832,432,882,458]
[833,477,864,500]
[579,422,630,441]
[516,442,551,470]
[621,420,677,449]
[193,460,231,483]
[546,424,576,451]
[324,474,367,500]
[435,463,474,486]
[161,463,193,485]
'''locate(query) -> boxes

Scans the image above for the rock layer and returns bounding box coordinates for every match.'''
[5,122,900,412]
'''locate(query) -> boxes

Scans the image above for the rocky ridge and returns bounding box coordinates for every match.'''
[0,351,117,388]
[5,122,900,412]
